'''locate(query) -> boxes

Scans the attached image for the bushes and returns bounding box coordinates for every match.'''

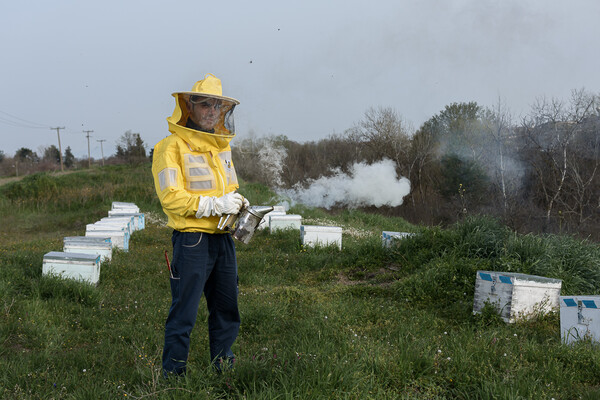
[0,164,158,213]
[381,216,600,315]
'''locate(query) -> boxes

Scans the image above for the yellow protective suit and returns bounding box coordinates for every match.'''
[152,76,240,233]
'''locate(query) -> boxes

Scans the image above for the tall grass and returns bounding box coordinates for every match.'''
[1,164,600,399]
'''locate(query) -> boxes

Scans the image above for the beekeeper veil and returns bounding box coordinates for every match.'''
[169,74,239,136]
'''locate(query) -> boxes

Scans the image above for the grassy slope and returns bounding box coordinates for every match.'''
[0,164,600,399]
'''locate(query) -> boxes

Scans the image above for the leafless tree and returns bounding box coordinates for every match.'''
[481,99,521,217]
[522,89,599,223]
[345,106,413,174]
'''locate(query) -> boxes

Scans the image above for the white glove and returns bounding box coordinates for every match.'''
[196,193,244,218]
[242,197,250,209]
[214,192,244,215]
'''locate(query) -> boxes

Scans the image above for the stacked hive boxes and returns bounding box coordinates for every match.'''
[42,252,102,285]
[257,206,286,230]
[270,214,302,233]
[472,271,562,323]
[301,225,343,250]
[63,236,112,261]
[42,201,144,285]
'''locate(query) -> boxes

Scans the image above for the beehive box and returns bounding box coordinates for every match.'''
[560,296,600,344]
[257,210,286,230]
[381,231,415,247]
[108,211,145,230]
[85,225,129,251]
[100,216,136,234]
[301,225,342,250]
[88,220,132,238]
[270,214,302,233]
[473,271,562,323]
[112,201,140,213]
[63,236,112,261]
[42,251,101,285]
[272,205,286,213]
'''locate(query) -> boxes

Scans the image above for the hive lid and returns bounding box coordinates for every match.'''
[64,242,112,249]
[560,296,600,308]
[270,214,302,220]
[477,270,562,286]
[301,225,342,232]
[109,212,142,216]
[112,201,138,208]
[43,251,100,262]
[86,229,127,236]
[87,223,128,230]
[64,236,111,244]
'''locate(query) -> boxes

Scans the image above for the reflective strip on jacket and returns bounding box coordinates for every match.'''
[152,93,239,233]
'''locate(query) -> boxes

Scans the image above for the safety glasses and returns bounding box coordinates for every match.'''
[189,95,222,110]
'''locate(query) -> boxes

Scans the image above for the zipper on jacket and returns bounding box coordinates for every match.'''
[211,150,226,196]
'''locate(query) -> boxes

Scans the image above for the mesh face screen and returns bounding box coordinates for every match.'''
[223,105,235,134]
[180,94,236,135]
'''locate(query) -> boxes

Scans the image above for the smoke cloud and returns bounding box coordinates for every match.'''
[278,159,411,209]
[258,140,288,187]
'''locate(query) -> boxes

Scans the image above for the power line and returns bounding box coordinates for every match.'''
[0,109,50,129]
[0,115,49,129]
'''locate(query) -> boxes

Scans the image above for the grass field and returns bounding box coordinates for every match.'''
[1,164,600,399]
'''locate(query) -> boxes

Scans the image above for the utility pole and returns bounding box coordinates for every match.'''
[83,130,94,168]
[51,127,65,172]
[97,139,106,166]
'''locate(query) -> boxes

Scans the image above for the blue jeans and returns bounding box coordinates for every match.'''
[162,231,240,375]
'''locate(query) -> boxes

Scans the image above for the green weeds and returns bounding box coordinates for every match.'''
[1,164,600,398]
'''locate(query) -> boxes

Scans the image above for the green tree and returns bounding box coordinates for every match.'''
[424,102,485,160]
[64,146,75,168]
[417,102,493,214]
[15,147,38,163]
[43,145,61,164]
[116,131,147,163]
[439,154,489,204]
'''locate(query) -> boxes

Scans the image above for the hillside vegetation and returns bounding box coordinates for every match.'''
[1,164,600,399]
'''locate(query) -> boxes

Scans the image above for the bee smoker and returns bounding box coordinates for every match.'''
[217,205,274,244]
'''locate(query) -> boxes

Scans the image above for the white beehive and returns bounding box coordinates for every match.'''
[257,210,286,230]
[301,225,343,250]
[560,296,600,344]
[42,251,101,285]
[108,211,145,230]
[85,225,130,251]
[63,236,112,261]
[381,231,415,247]
[473,271,562,323]
[112,201,140,213]
[270,214,302,233]
[100,216,136,234]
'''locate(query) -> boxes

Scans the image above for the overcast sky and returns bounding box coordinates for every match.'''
[1,0,599,159]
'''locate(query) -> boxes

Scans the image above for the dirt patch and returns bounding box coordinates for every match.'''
[0,176,21,186]
[336,266,400,287]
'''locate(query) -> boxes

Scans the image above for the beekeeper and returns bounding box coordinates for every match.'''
[152,74,248,376]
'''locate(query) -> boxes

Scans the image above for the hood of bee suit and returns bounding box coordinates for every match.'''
[166,74,239,152]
